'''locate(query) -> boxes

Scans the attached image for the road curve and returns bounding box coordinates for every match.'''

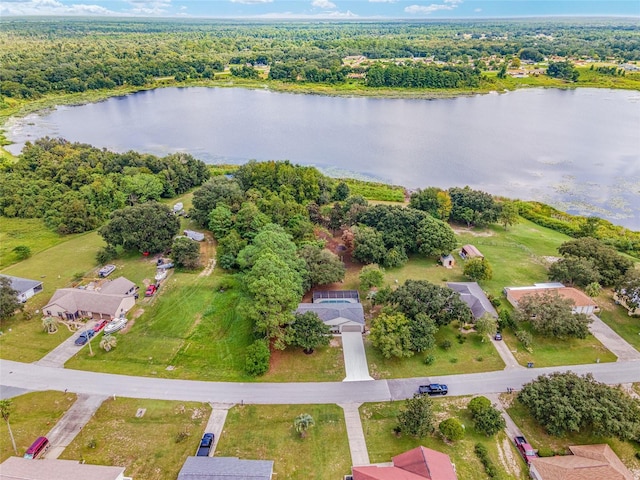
[2,359,640,404]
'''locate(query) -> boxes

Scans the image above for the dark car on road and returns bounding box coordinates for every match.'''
[494,332,503,341]
[75,330,95,346]
[196,433,214,457]
[418,384,448,396]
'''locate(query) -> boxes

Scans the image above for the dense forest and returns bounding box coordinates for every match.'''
[1,18,639,99]
[0,138,209,233]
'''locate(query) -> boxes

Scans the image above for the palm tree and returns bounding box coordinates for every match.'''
[100,334,117,352]
[42,316,59,334]
[293,413,315,438]
[0,399,18,455]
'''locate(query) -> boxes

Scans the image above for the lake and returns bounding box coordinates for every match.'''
[6,87,640,229]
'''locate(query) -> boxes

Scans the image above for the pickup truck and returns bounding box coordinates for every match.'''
[514,436,538,465]
[418,384,448,396]
[196,433,214,457]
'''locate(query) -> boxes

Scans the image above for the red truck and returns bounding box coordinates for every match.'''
[514,436,538,465]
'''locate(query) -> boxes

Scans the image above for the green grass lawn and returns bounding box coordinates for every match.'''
[60,397,211,480]
[382,255,467,287]
[507,397,640,473]
[366,323,505,379]
[215,404,350,480]
[263,340,345,382]
[361,398,527,480]
[65,272,255,381]
[500,321,616,368]
[0,391,76,462]
[596,289,640,350]
[0,217,73,269]
[0,231,106,362]
[454,219,570,297]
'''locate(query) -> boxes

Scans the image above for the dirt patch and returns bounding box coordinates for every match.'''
[451,226,495,237]
[120,319,135,333]
[498,436,522,478]
[542,256,562,265]
[132,308,145,320]
[329,337,341,348]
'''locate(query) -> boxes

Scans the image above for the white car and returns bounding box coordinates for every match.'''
[104,317,127,334]
[154,269,167,281]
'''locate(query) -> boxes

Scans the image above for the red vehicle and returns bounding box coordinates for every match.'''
[93,320,108,332]
[145,284,158,297]
[24,436,49,459]
[514,436,538,465]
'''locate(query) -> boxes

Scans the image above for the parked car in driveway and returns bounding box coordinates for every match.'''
[514,436,538,465]
[98,264,116,277]
[418,384,448,396]
[104,317,127,334]
[145,284,158,296]
[93,320,108,332]
[494,332,503,341]
[196,433,214,456]
[75,330,95,345]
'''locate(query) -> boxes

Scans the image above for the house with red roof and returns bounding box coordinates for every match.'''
[351,446,457,480]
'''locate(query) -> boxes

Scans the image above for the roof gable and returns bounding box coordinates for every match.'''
[0,274,43,295]
[295,303,365,325]
[0,457,125,480]
[178,456,273,480]
[446,282,497,319]
[99,277,136,295]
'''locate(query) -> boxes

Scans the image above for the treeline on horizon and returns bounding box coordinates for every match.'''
[1,139,638,259]
[1,18,639,99]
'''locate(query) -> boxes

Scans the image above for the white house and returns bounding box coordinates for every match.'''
[0,274,43,303]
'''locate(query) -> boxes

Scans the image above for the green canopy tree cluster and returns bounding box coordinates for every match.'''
[0,138,208,234]
[518,372,640,440]
[513,290,592,339]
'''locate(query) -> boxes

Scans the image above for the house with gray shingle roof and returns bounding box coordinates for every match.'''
[296,302,365,333]
[100,277,137,296]
[43,278,136,321]
[0,274,43,303]
[177,456,273,480]
[447,282,497,320]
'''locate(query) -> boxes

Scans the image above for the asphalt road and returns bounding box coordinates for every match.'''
[2,358,639,404]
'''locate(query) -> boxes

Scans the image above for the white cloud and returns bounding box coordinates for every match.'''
[312,0,336,9]
[404,1,462,14]
[474,7,482,12]
[126,0,171,15]
[369,0,397,3]
[0,0,116,15]
[258,9,357,18]
[230,0,273,4]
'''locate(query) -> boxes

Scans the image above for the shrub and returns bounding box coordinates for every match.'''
[439,418,465,441]
[515,330,533,352]
[440,340,452,350]
[474,443,498,478]
[12,245,31,260]
[96,245,118,264]
[245,339,271,376]
[468,396,491,416]
[424,354,435,365]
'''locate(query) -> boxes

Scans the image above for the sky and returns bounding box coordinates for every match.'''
[1,0,639,19]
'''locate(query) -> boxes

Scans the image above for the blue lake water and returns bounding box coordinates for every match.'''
[6,87,640,229]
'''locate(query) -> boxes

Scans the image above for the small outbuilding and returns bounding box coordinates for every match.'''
[0,274,43,303]
[440,254,455,269]
[460,244,484,259]
[184,230,205,242]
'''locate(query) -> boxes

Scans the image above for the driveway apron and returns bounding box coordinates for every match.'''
[44,393,107,459]
[341,332,374,382]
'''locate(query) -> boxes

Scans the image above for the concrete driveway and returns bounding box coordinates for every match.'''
[341,332,374,382]
[588,314,640,361]
[35,322,100,368]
